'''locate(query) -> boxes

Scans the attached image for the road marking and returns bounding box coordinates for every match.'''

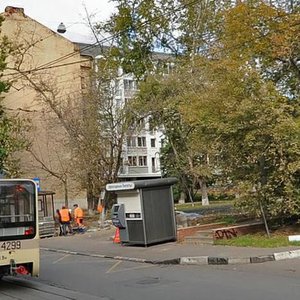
[52,254,70,264]
[106,263,155,274]
[106,260,122,273]
[70,259,109,263]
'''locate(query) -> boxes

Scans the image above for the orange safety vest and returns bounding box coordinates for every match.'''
[97,204,103,213]
[74,207,83,219]
[59,208,70,222]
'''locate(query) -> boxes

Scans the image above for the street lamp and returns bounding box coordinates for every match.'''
[57,22,66,33]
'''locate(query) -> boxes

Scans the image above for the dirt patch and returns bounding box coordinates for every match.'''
[271,224,300,236]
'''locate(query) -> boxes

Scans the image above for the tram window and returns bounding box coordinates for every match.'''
[0,181,36,240]
[0,182,35,224]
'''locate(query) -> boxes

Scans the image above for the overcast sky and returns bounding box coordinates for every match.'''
[0,0,116,42]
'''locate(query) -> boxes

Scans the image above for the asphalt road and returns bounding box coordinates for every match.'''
[0,276,108,299]
[2,249,300,300]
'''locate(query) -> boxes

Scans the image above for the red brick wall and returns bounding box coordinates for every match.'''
[177,222,225,242]
[212,222,264,240]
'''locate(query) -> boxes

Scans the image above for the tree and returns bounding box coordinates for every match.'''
[0,13,82,204]
[68,57,133,209]
[100,0,300,223]
[0,16,28,177]
[97,0,229,204]
[7,52,132,209]
[1,9,137,209]
[132,72,215,205]
[98,0,228,74]
[221,1,300,100]
[211,0,300,225]
[180,55,300,225]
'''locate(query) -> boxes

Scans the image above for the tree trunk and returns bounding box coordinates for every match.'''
[199,178,209,206]
[178,191,186,204]
[259,155,271,237]
[63,180,68,207]
[86,180,95,210]
[106,191,117,210]
[182,176,194,205]
[260,200,271,238]
[87,194,99,211]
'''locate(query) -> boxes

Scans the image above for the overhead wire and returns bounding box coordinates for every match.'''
[3,59,91,78]
[2,0,201,80]
[24,0,297,71]
[2,1,298,84]
[4,89,86,114]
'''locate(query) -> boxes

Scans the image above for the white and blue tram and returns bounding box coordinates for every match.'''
[0,179,39,278]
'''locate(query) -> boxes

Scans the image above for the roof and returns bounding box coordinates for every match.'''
[74,42,105,58]
[74,42,174,61]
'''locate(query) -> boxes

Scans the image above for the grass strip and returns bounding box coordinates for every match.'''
[215,234,300,248]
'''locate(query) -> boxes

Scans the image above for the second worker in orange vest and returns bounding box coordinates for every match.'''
[73,204,84,227]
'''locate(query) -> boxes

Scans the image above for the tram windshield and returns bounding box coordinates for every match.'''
[0,181,36,240]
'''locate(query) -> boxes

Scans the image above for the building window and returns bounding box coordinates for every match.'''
[128,156,137,166]
[116,89,122,97]
[150,138,156,147]
[136,118,145,129]
[151,157,156,172]
[124,79,136,90]
[137,137,146,147]
[114,79,122,97]
[138,156,147,166]
[116,99,122,109]
[127,136,136,147]
[151,157,155,166]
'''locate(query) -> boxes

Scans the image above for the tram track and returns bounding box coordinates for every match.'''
[0,277,74,299]
[0,277,107,300]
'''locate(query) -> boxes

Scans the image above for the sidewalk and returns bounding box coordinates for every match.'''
[40,227,300,265]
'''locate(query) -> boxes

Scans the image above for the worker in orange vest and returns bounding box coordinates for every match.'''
[97,202,103,214]
[73,204,84,229]
[97,199,104,229]
[59,206,73,236]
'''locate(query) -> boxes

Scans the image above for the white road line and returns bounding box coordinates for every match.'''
[106,260,122,273]
[52,254,70,264]
[62,259,110,264]
[106,263,156,274]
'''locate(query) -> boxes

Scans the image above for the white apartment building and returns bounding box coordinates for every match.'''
[116,74,163,179]
[77,43,164,180]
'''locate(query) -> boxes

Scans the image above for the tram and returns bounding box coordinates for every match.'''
[0,179,39,278]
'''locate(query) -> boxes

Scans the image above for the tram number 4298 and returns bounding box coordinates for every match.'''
[1,241,21,251]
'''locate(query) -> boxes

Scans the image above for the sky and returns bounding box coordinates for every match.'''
[0,0,116,42]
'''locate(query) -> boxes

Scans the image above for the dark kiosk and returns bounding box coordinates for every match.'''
[107,178,178,246]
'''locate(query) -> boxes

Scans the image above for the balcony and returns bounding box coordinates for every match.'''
[124,89,137,98]
[118,166,161,178]
[126,148,148,155]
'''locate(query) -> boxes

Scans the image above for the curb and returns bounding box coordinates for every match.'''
[41,248,148,263]
[180,249,300,265]
[41,247,300,266]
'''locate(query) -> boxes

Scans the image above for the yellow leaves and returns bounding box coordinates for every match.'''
[221,1,299,63]
[269,17,300,59]
[270,34,290,57]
